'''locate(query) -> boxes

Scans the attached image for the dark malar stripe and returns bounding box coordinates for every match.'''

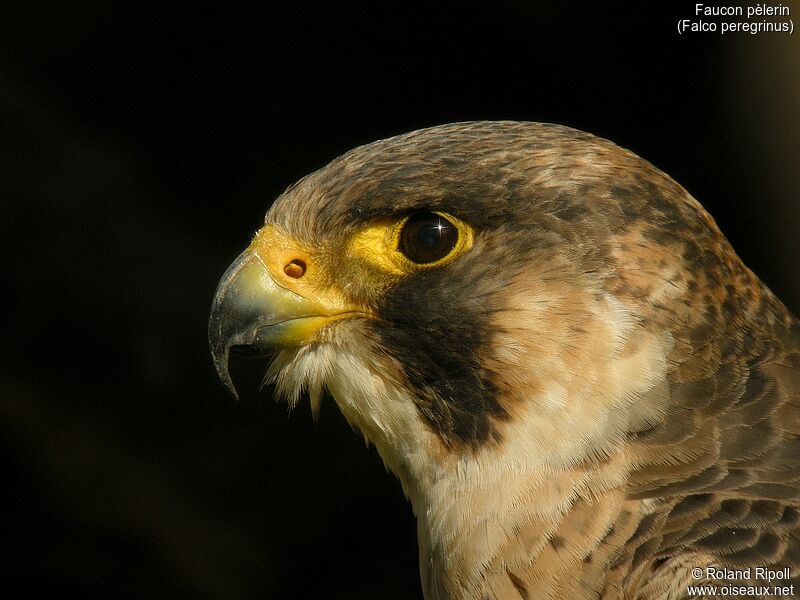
[374,267,508,449]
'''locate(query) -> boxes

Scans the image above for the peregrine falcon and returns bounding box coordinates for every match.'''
[209,122,800,599]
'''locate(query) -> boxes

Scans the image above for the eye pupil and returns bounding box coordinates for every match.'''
[399,212,459,264]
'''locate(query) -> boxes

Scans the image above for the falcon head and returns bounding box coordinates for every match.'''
[208,122,800,599]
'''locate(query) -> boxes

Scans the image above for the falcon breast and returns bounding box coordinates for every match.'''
[209,122,800,600]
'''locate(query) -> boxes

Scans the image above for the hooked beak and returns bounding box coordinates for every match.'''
[208,250,355,399]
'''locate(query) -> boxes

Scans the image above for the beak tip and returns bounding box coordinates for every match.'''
[209,339,238,400]
[223,380,241,402]
[215,356,241,401]
[209,309,240,401]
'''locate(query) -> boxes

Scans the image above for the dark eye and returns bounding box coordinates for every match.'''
[398,212,459,264]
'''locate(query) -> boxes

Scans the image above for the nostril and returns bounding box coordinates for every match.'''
[283,259,307,279]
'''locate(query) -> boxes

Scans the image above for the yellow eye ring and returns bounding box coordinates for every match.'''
[387,211,474,270]
[393,212,458,264]
[345,211,474,275]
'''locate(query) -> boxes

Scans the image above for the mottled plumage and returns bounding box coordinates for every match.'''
[210,122,800,599]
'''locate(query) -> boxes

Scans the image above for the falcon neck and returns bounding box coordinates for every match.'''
[408,453,643,600]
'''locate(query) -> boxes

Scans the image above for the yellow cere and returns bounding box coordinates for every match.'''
[248,224,354,315]
[346,212,474,275]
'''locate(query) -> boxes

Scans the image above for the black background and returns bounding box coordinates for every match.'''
[2,2,798,599]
